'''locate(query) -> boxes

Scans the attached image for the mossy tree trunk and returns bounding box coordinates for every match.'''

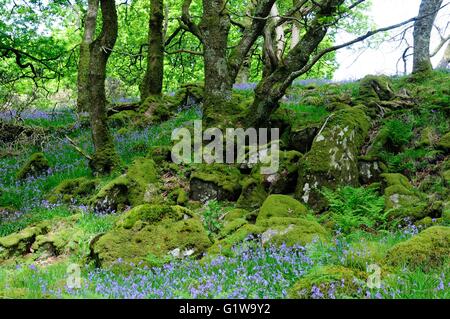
[140,0,165,100]
[249,0,344,127]
[199,0,233,122]
[412,0,443,73]
[77,0,98,113]
[79,0,119,174]
[181,0,276,123]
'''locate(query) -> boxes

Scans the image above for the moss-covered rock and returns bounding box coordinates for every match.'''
[417,127,436,147]
[206,224,264,257]
[236,178,268,210]
[30,216,84,257]
[90,205,211,267]
[0,223,50,259]
[172,83,204,108]
[223,208,254,222]
[385,226,450,270]
[287,265,366,299]
[148,145,172,163]
[189,164,242,202]
[257,195,308,222]
[257,217,329,246]
[358,159,385,185]
[88,146,121,175]
[108,110,138,128]
[295,106,370,210]
[91,157,158,213]
[140,95,174,123]
[380,173,428,220]
[16,152,50,180]
[48,177,98,204]
[250,150,302,194]
[358,75,394,101]
[437,132,450,152]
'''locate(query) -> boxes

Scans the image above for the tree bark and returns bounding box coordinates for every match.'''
[140,0,165,100]
[79,0,119,174]
[199,0,233,122]
[412,0,443,73]
[249,0,344,127]
[180,0,275,123]
[77,0,98,113]
[437,40,450,69]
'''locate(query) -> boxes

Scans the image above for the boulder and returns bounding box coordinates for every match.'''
[91,157,158,214]
[288,265,366,299]
[358,159,385,185]
[380,173,428,220]
[295,106,370,210]
[48,177,98,204]
[358,75,395,101]
[0,223,50,259]
[236,178,268,210]
[385,226,450,270]
[189,164,242,202]
[16,152,50,180]
[256,195,308,222]
[90,204,211,267]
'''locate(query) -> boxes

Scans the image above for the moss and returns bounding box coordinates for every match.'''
[358,75,394,101]
[442,202,450,223]
[236,178,267,210]
[250,150,302,194]
[176,189,189,206]
[295,106,370,210]
[16,152,50,180]
[257,195,308,222]
[417,127,436,147]
[91,157,158,213]
[108,110,138,127]
[442,171,450,188]
[365,127,390,160]
[119,204,192,229]
[257,217,329,246]
[206,224,264,257]
[48,177,98,204]
[91,207,211,267]
[223,208,251,222]
[0,224,49,259]
[381,173,428,219]
[287,265,366,299]
[438,132,450,152]
[190,164,242,202]
[148,145,172,163]
[218,218,248,239]
[385,226,450,270]
[173,83,204,107]
[88,146,121,175]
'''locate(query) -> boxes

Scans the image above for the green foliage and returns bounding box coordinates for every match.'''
[384,119,413,147]
[322,186,386,233]
[202,200,226,236]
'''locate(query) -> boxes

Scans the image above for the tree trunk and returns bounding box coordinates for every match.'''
[200,0,233,123]
[437,40,450,69]
[80,0,119,174]
[249,0,344,127]
[140,0,165,100]
[412,0,443,73]
[77,0,98,113]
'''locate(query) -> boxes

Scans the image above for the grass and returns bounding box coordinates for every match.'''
[0,72,449,299]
